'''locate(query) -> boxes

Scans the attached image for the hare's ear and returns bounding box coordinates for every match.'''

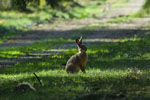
[76,39,80,45]
[79,36,82,44]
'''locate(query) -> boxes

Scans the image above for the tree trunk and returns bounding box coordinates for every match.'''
[40,0,46,7]
[0,0,13,10]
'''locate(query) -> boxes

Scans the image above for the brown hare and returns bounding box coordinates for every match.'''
[66,36,88,73]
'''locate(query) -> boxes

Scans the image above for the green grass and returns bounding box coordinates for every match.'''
[1,31,150,100]
[1,0,150,99]
[0,38,70,58]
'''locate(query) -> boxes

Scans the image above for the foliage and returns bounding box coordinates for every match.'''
[134,0,150,17]
[0,0,12,10]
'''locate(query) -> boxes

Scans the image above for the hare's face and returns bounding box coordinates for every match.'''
[78,44,87,52]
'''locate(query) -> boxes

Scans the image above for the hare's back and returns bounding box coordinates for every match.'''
[66,54,80,65]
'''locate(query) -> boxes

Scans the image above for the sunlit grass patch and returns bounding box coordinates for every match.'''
[0,38,71,59]
[0,50,25,58]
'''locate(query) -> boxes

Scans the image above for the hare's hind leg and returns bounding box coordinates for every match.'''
[66,65,75,73]
[66,64,80,73]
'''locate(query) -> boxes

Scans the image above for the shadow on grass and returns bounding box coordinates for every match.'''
[0,26,149,47]
[0,25,21,42]
[0,25,10,35]
[12,28,150,39]
[1,71,150,100]
[88,59,150,70]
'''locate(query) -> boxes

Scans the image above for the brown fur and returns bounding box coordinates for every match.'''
[66,37,87,73]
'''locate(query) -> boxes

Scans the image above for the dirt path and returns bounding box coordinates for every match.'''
[0,0,146,48]
[0,0,148,67]
[101,0,145,18]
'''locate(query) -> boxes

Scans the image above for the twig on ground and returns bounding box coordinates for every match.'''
[33,72,42,86]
